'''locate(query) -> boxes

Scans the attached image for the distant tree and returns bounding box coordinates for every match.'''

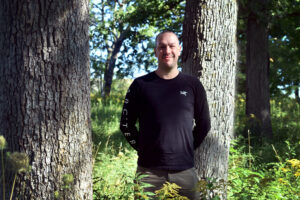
[245,0,273,139]
[182,0,238,198]
[234,1,248,95]
[90,0,185,97]
[0,0,92,199]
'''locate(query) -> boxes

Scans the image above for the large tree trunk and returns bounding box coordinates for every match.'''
[246,0,272,139]
[0,0,92,199]
[182,0,237,198]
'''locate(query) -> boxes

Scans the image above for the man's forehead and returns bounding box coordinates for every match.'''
[157,40,178,45]
[157,33,179,44]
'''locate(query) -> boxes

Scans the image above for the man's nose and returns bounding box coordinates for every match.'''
[165,46,171,54]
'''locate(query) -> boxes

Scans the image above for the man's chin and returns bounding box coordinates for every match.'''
[160,63,177,70]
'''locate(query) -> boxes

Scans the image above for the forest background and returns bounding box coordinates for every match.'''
[90,0,299,199]
[0,0,299,199]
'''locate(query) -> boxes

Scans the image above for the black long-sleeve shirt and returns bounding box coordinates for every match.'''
[120,72,210,170]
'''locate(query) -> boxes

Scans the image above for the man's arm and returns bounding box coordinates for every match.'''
[193,80,211,149]
[120,80,139,150]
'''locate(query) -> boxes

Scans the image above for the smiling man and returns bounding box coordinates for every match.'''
[155,31,181,75]
[120,31,211,199]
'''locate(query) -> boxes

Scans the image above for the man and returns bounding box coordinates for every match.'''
[120,31,211,199]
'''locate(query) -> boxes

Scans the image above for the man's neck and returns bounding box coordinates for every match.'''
[155,67,179,80]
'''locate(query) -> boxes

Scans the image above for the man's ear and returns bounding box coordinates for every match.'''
[154,48,158,57]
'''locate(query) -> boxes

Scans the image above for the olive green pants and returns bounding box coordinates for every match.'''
[136,166,200,200]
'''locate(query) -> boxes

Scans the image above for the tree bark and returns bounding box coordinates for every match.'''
[182,0,237,197]
[295,81,300,104]
[103,31,127,97]
[0,0,92,199]
[246,0,272,139]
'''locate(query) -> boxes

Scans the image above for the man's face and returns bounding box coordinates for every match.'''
[155,32,181,70]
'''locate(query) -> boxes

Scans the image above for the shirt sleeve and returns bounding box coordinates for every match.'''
[193,80,211,149]
[120,80,140,150]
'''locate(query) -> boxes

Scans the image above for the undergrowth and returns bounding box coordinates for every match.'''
[228,94,300,199]
[91,80,300,199]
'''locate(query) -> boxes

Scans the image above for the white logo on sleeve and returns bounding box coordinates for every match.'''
[122,123,128,128]
[124,132,131,137]
[122,109,128,115]
[130,140,136,144]
[180,91,187,96]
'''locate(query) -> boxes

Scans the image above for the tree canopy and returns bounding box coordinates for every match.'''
[237,0,300,99]
[89,0,185,96]
[269,0,300,99]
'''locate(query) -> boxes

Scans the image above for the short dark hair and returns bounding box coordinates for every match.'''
[155,30,179,48]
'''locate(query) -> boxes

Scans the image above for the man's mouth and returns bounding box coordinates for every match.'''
[163,56,172,59]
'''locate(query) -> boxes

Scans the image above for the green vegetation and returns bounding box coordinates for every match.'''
[228,95,300,199]
[0,136,31,200]
[91,80,300,199]
[155,182,189,200]
[91,79,138,199]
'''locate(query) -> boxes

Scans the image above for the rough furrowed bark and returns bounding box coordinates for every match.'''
[182,0,237,198]
[0,0,92,199]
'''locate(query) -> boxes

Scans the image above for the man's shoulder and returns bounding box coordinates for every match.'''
[180,72,197,80]
[179,72,202,84]
[179,73,206,94]
[134,71,156,82]
[128,72,156,90]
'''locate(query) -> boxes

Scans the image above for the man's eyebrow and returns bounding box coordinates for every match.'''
[158,43,166,46]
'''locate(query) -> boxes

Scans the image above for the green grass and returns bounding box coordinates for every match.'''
[228,95,300,199]
[93,143,138,200]
[91,81,300,199]
[91,80,139,199]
